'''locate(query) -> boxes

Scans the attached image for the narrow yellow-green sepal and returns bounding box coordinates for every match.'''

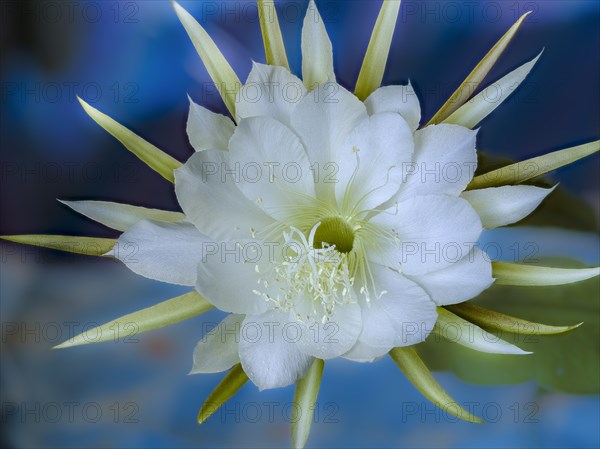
[443,50,542,129]
[78,98,181,182]
[54,291,213,349]
[172,1,242,117]
[301,0,335,89]
[354,0,401,101]
[445,302,581,336]
[291,359,324,449]
[435,308,530,354]
[427,12,531,125]
[197,364,249,424]
[493,262,600,286]
[1,235,116,256]
[389,347,483,423]
[60,200,185,232]
[468,140,600,190]
[258,0,289,69]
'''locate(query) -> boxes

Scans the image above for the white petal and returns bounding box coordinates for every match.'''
[195,240,272,315]
[190,314,243,374]
[228,116,315,220]
[291,82,367,201]
[295,301,362,359]
[342,339,389,363]
[112,220,208,286]
[239,310,314,390]
[301,0,335,89]
[461,185,555,229]
[174,149,274,240]
[336,112,414,213]
[187,96,235,151]
[236,63,306,127]
[60,200,184,232]
[397,124,478,201]
[370,195,483,275]
[364,83,421,131]
[407,248,494,306]
[358,265,437,349]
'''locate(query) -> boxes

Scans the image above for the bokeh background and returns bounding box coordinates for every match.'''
[1,1,599,448]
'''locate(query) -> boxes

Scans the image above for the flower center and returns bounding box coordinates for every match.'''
[254,224,357,323]
[312,216,355,253]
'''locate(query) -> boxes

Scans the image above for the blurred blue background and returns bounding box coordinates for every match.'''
[1,1,599,448]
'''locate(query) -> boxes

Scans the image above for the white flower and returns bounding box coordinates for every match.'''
[109,60,559,390]
[5,0,598,440]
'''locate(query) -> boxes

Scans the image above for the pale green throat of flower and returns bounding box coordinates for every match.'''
[312,216,355,253]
